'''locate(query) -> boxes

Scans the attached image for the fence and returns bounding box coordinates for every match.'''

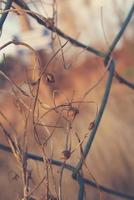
[0,1,134,200]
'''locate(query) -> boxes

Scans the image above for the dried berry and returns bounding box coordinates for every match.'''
[88,121,95,130]
[62,150,71,160]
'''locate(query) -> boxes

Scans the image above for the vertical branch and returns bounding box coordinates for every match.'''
[73,59,115,177]
[104,3,134,65]
[0,0,13,30]
[78,175,85,200]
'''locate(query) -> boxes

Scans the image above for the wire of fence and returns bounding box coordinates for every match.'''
[13,0,134,89]
[0,142,134,199]
[0,1,134,200]
[0,0,12,30]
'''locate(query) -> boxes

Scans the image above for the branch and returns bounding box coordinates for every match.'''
[13,0,105,57]
[0,0,13,30]
[0,143,134,199]
[13,0,134,92]
[73,59,115,176]
[115,72,134,90]
[104,3,134,65]
[78,176,85,200]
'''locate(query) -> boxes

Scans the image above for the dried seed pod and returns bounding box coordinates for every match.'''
[46,73,55,83]
[88,121,95,130]
[68,106,79,120]
[62,150,71,160]
[8,170,20,182]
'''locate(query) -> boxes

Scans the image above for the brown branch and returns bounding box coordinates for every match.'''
[115,72,134,90]
[13,0,105,57]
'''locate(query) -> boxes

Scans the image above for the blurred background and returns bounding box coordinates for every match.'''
[0,0,134,199]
